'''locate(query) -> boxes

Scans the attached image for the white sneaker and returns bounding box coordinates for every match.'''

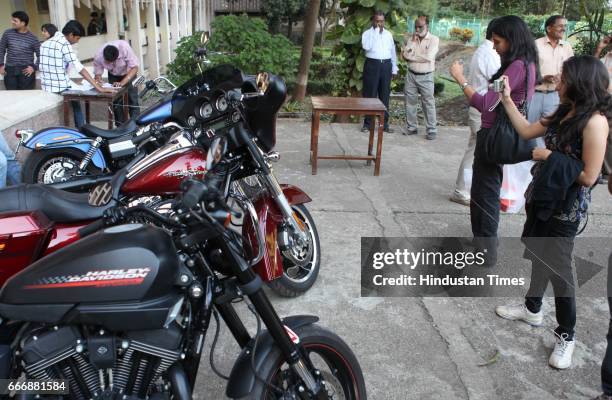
[549,332,575,369]
[449,192,470,206]
[495,303,543,326]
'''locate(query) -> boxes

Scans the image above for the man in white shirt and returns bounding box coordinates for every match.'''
[39,20,113,127]
[529,15,573,124]
[401,15,440,140]
[450,19,500,206]
[361,11,398,133]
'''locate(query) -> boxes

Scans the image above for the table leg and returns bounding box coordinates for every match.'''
[85,101,91,124]
[123,92,129,123]
[108,101,113,129]
[374,112,384,176]
[63,99,70,127]
[367,114,375,166]
[311,111,320,175]
[309,112,314,164]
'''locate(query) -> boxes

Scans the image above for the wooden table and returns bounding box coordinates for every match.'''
[310,96,386,176]
[62,84,130,129]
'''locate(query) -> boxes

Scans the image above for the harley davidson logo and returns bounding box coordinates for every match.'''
[162,169,206,178]
[24,268,152,289]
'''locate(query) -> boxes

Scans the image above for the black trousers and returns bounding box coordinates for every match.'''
[362,58,391,130]
[522,209,579,340]
[601,254,612,394]
[470,127,502,265]
[4,65,35,90]
[108,72,139,126]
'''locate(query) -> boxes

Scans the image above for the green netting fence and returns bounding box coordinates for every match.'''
[406,18,579,46]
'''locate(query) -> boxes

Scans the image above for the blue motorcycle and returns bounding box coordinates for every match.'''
[16,76,180,186]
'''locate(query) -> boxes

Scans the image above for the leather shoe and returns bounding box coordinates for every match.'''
[426,133,437,140]
[401,128,417,136]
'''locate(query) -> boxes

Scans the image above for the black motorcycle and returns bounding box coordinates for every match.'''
[0,142,367,399]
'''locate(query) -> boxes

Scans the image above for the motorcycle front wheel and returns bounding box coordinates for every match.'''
[22,148,101,185]
[235,323,367,400]
[268,204,321,297]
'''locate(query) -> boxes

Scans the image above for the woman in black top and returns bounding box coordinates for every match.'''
[495,55,610,370]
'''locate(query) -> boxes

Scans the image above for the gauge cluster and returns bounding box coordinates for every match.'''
[196,91,232,122]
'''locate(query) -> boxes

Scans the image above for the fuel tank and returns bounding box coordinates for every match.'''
[0,224,180,305]
[122,146,208,195]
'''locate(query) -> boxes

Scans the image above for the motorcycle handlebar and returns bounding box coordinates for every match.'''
[78,219,106,238]
[132,130,153,145]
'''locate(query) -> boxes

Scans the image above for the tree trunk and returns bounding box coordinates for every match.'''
[292,0,321,101]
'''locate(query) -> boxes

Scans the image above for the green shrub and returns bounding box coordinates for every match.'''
[449,27,474,43]
[167,15,299,85]
[523,15,546,39]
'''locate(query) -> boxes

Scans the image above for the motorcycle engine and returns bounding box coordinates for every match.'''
[19,324,183,400]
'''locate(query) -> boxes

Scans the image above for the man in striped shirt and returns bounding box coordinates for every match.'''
[0,11,40,90]
[39,20,114,127]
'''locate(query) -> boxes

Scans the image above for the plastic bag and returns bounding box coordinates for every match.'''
[500,161,534,213]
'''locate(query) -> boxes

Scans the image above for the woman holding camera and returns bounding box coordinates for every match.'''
[450,15,538,265]
[498,56,609,369]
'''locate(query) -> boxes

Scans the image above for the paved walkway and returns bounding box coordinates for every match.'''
[191,120,611,399]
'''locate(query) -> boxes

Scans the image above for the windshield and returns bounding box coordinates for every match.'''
[172,64,246,99]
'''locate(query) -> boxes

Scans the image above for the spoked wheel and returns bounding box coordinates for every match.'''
[235,324,367,400]
[268,204,321,297]
[22,148,100,185]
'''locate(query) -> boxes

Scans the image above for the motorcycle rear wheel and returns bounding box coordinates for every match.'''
[22,148,101,185]
[267,204,320,297]
[235,324,367,400]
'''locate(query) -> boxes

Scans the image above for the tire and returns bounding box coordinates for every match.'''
[267,204,321,297]
[22,148,101,185]
[235,324,367,400]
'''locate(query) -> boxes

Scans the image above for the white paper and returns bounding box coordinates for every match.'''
[69,80,94,91]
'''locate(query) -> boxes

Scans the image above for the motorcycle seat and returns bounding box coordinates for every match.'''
[0,184,113,223]
[80,119,138,139]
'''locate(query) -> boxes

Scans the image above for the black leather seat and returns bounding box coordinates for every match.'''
[80,119,138,139]
[0,184,114,222]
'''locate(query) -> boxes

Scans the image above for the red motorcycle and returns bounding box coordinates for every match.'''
[0,66,320,297]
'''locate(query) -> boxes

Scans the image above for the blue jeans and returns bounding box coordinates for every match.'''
[71,101,85,128]
[0,133,21,188]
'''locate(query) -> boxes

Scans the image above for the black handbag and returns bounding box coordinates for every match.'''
[475,60,536,164]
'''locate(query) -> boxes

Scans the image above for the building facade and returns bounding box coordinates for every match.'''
[1,0,214,77]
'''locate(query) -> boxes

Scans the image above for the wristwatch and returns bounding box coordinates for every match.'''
[460,82,469,90]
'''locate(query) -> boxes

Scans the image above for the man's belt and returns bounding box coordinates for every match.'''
[366,58,391,63]
[535,89,557,94]
[409,69,433,76]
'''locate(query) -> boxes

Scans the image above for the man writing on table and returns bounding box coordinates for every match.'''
[93,40,139,126]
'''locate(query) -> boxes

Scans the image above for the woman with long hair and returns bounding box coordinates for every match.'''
[450,16,538,265]
[495,55,610,369]
[41,23,57,41]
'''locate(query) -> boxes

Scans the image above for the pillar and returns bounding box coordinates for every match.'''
[159,0,171,72]
[146,0,160,77]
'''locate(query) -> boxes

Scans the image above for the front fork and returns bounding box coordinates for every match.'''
[260,159,309,247]
[219,238,326,398]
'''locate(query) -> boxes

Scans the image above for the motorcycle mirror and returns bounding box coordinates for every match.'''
[256,72,269,94]
[200,32,210,45]
[206,136,227,171]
